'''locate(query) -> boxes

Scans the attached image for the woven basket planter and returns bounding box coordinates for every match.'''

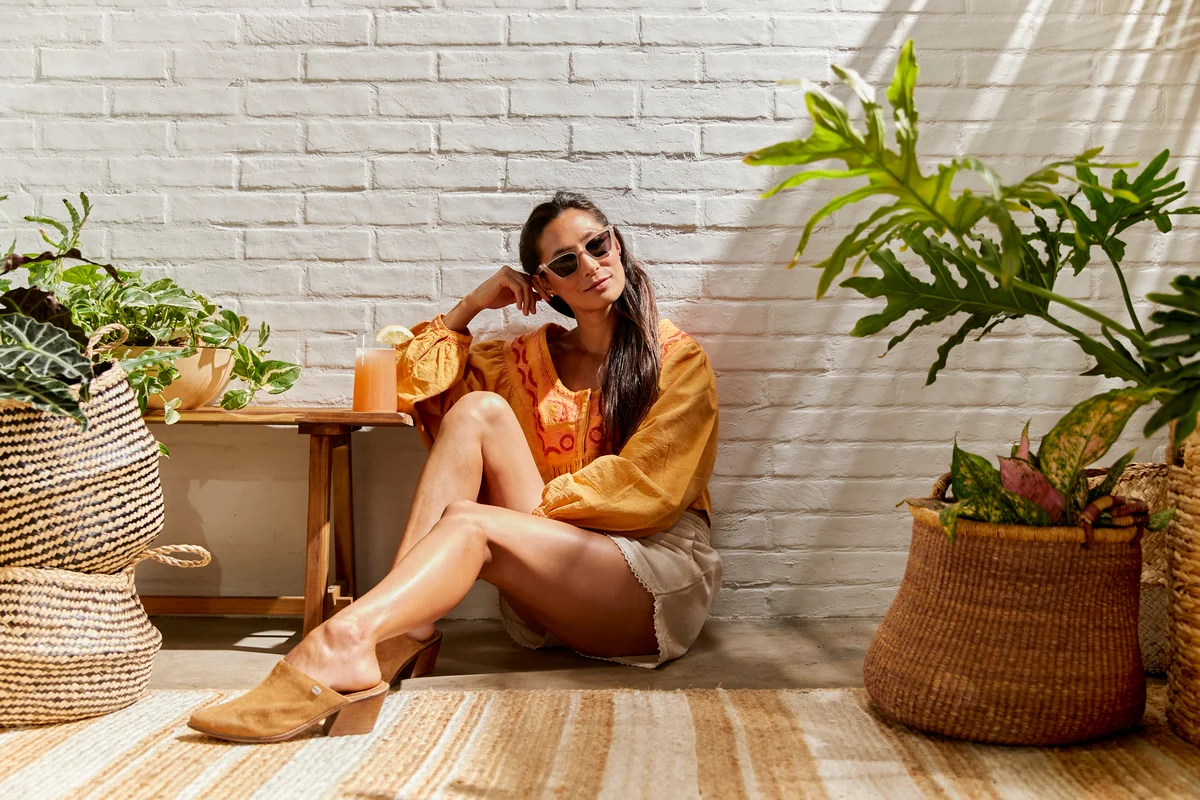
[1166,429,1200,744]
[0,545,209,728]
[1087,463,1170,675]
[0,329,164,574]
[864,500,1145,746]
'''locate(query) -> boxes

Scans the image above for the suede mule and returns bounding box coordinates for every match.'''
[188,660,389,743]
[376,629,442,686]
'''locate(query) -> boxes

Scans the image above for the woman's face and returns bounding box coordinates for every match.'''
[534,209,625,314]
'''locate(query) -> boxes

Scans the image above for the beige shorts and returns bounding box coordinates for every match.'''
[498,508,722,669]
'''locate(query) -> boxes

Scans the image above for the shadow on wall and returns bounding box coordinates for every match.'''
[684,1,1199,618]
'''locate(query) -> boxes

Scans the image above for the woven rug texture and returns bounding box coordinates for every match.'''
[1,685,1198,799]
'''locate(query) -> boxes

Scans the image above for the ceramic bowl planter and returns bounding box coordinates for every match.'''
[121,346,234,410]
[863,482,1146,746]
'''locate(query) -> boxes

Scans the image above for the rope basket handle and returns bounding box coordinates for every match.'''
[86,323,130,360]
[133,544,212,569]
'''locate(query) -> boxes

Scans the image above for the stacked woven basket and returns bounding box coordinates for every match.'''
[0,327,209,727]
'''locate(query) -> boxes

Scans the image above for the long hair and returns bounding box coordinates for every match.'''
[518,191,661,454]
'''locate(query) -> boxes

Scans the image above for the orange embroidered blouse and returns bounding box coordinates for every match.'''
[395,314,718,538]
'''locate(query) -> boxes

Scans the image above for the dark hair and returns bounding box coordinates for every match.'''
[519,191,661,454]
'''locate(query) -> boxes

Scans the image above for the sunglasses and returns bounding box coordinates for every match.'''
[537,226,617,279]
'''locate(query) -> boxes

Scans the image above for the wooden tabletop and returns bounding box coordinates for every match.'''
[142,406,414,426]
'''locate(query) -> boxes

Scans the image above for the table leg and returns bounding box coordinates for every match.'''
[332,433,357,599]
[303,433,334,636]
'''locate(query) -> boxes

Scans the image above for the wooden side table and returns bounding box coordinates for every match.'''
[141,407,414,635]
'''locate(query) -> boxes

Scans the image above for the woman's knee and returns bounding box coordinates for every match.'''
[443,391,515,431]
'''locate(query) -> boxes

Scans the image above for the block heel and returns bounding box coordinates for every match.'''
[323,685,388,737]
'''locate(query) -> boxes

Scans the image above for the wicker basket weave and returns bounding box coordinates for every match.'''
[1167,430,1200,744]
[1087,463,1170,675]
[0,544,209,728]
[0,327,165,574]
[864,494,1145,746]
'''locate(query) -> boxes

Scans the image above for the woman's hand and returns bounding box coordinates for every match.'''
[466,265,544,316]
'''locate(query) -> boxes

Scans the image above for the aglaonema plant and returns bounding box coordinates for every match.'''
[745,39,1200,447]
[908,388,1174,539]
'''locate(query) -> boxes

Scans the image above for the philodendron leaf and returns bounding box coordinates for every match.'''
[0,313,91,384]
[998,456,1065,522]
[1087,448,1136,505]
[1037,387,1157,497]
[201,309,243,345]
[0,371,85,427]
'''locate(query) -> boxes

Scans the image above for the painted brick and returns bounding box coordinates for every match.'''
[41,49,167,80]
[245,230,370,261]
[704,50,829,82]
[641,15,770,46]
[112,88,236,117]
[572,123,696,155]
[111,13,236,43]
[376,14,505,45]
[642,87,770,120]
[308,121,433,154]
[243,14,370,46]
[50,193,164,224]
[374,156,504,189]
[110,158,235,188]
[175,51,300,81]
[172,193,301,225]
[509,14,637,45]
[41,121,168,152]
[241,158,366,190]
[0,157,105,186]
[111,229,239,260]
[378,230,505,262]
[307,51,434,81]
[571,51,698,81]
[1,14,103,43]
[0,50,33,79]
[507,157,633,190]
[379,86,506,118]
[0,86,104,115]
[439,51,568,81]
[441,121,569,153]
[176,122,304,153]
[305,193,436,225]
[309,265,437,297]
[248,87,372,117]
[510,86,635,117]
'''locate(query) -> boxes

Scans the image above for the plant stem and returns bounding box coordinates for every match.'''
[1104,246,1145,338]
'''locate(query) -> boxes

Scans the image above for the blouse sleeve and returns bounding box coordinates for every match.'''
[532,337,719,537]
[396,314,505,447]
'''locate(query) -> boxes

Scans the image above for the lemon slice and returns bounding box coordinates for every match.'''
[376,324,414,346]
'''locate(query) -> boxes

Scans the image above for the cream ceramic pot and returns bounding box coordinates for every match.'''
[118,346,235,409]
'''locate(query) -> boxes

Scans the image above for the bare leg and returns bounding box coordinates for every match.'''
[286,502,656,692]
[285,394,655,691]
[390,392,544,639]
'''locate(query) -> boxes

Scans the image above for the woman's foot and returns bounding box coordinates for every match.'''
[284,614,382,693]
[408,623,436,641]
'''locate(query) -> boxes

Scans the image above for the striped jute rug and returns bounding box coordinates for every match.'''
[2,685,1198,799]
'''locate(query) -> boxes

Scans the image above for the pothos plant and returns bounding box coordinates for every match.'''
[745,40,1199,532]
[2,193,301,430]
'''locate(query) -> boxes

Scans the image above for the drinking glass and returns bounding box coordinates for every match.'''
[352,332,398,413]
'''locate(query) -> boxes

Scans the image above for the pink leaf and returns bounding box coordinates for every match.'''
[999,456,1065,522]
[1016,421,1030,460]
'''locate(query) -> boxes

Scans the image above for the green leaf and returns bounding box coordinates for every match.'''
[0,313,91,383]
[1150,507,1176,531]
[201,308,243,344]
[258,360,301,394]
[1037,388,1156,496]
[1087,448,1136,504]
[0,371,85,426]
[162,396,181,425]
[157,440,170,458]
[220,388,252,410]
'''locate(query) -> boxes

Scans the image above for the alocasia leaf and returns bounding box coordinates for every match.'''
[0,371,85,427]
[0,313,91,384]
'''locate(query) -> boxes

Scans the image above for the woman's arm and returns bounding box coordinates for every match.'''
[532,338,719,537]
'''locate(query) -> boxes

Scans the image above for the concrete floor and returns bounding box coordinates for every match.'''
[148,617,878,692]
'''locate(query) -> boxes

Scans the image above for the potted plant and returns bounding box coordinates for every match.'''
[4,193,302,427]
[744,41,1200,744]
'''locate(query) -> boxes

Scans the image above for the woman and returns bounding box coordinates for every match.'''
[188,191,721,743]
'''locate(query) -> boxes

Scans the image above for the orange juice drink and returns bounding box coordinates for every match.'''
[353,346,397,413]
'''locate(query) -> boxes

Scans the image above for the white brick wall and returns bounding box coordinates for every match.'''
[5,1,1191,620]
